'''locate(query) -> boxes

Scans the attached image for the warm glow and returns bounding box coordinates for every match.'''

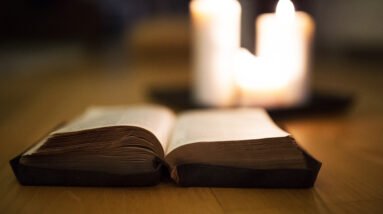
[276,0,295,20]
[235,49,289,91]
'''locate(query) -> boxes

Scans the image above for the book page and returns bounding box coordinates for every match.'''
[25,105,175,155]
[166,108,289,155]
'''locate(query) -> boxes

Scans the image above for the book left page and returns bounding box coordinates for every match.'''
[25,105,176,156]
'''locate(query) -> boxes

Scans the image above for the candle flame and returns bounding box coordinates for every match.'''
[276,0,295,19]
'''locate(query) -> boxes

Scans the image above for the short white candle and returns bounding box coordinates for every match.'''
[252,0,315,108]
[190,0,241,107]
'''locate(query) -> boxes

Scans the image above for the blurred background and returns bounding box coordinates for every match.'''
[0,0,382,117]
[1,0,382,71]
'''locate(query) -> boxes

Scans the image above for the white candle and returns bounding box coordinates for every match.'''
[250,0,315,108]
[190,0,241,107]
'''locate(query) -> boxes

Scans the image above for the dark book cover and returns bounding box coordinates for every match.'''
[175,151,321,188]
[10,153,162,187]
[10,147,320,188]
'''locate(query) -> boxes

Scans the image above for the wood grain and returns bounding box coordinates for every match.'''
[1,34,383,214]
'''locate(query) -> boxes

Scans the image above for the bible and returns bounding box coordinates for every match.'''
[10,105,321,188]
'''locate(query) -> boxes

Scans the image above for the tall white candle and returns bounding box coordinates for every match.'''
[190,0,241,107]
[251,0,315,108]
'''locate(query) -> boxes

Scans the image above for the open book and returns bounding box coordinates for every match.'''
[10,105,321,188]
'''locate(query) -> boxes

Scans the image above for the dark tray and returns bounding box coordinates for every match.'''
[148,86,354,120]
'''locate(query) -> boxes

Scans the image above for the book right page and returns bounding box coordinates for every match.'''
[166,108,290,155]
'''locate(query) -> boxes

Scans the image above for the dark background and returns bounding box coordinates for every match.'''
[0,0,382,76]
[1,1,382,53]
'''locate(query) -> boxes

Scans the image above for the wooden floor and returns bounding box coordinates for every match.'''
[1,40,383,213]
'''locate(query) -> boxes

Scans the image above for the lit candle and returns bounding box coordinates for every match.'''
[190,0,241,107]
[250,0,315,108]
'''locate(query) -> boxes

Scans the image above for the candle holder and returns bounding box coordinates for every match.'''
[148,85,354,120]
